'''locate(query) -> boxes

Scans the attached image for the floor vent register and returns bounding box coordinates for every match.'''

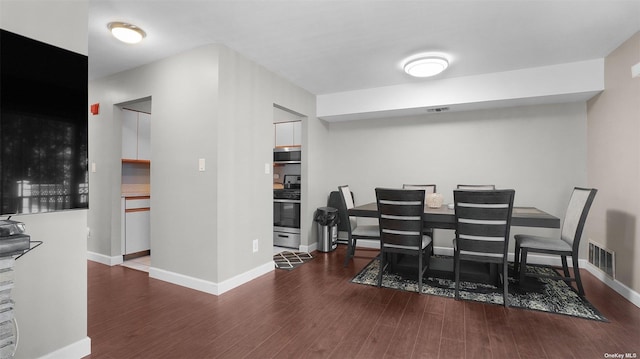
[588,240,615,279]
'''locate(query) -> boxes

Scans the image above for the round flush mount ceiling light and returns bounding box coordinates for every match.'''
[403,57,449,77]
[108,22,146,44]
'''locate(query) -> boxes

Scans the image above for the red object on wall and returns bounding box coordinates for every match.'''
[90,103,100,115]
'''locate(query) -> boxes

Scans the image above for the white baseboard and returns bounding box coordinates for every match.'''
[584,262,640,308]
[149,261,274,296]
[300,242,317,253]
[433,246,571,267]
[87,251,122,266]
[358,244,570,265]
[37,336,91,359]
[217,261,274,294]
[433,246,453,257]
[149,267,217,294]
[356,239,381,249]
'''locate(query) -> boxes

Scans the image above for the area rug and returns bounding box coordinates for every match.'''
[351,258,607,322]
[273,251,313,270]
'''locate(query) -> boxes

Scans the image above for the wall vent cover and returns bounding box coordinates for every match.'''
[588,240,615,279]
[426,107,450,113]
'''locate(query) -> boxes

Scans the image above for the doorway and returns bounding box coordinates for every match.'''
[118,97,152,272]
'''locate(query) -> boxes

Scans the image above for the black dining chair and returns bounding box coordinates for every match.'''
[453,189,515,307]
[339,185,380,267]
[514,187,597,297]
[376,188,432,293]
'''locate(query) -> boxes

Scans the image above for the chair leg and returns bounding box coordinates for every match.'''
[418,252,423,294]
[454,251,461,300]
[343,236,352,267]
[572,256,585,297]
[377,249,385,287]
[561,255,570,278]
[429,229,435,256]
[514,240,521,275]
[519,249,528,285]
[343,236,357,267]
[502,262,509,307]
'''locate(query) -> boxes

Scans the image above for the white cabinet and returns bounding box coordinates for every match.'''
[122,109,151,160]
[122,109,138,159]
[125,210,150,254]
[123,196,150,255]
[274,121,301,147]
[293,121,302,146]
[137,112,151,160]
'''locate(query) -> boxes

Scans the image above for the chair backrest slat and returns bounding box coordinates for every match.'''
[402,184,436,194]
[457,184,496,190]
[455,205,511,221]
[376,188,425,248]
[339,185,354,210]
[560,187,598,249]
[338,185,357,232]
[454,189,515,257]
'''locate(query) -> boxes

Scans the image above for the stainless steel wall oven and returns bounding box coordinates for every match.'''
[273,175,301,248]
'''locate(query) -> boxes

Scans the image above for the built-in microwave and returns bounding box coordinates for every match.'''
[274,147,301,164]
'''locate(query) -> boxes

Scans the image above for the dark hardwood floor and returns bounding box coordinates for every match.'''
[85,246,640,359]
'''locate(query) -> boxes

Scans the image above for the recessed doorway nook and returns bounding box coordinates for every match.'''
[118,97,152,272]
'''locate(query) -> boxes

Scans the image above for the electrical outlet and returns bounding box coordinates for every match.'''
[253,239,259,253]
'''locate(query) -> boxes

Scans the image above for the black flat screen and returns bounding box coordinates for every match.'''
[0,29,88,215]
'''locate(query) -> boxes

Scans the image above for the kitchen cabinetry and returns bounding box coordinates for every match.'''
[274,121,301,147]
[123,196,150,255]
[122,109,151,161]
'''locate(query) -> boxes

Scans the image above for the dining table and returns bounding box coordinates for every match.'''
[349,202,560,230]
[348,202,561,283]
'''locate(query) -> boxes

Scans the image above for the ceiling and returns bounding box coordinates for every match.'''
[89,1,640,96]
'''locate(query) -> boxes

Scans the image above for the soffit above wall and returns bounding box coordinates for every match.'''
[317,59,604,122]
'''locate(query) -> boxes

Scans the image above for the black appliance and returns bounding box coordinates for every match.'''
[328,190,353,244]
[273,147,301,164]
[274,175,301,248]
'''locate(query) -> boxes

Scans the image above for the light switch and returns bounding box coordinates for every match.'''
[633,62,640,78]
[265,163,270,174]
[198,158,205,171]
[91,162,96,173]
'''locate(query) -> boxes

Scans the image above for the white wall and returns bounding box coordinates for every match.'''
[324,102,588,253]
[1,1,90,358]
[587,32,640,292]
[89,43,318,293]
[215,46,317,280]
[13,211,89,359]
[89,45,222,280]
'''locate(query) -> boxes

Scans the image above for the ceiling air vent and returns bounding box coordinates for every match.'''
[426,107,450,113]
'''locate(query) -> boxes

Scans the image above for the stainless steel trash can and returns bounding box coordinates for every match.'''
[315,207,338,252]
